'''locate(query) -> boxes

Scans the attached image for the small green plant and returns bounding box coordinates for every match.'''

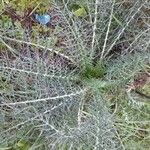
[0,0,149,150]
[69,4,87,17]
[80,61,106,79]
[5,0,50,15]
[16,140,32,150]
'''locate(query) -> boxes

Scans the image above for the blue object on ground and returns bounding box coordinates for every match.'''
[35,14,51,25]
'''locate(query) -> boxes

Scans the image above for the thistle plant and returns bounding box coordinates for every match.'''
[0,0,150,149]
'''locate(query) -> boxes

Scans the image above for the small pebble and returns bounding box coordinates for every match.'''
[35,14,51,25]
